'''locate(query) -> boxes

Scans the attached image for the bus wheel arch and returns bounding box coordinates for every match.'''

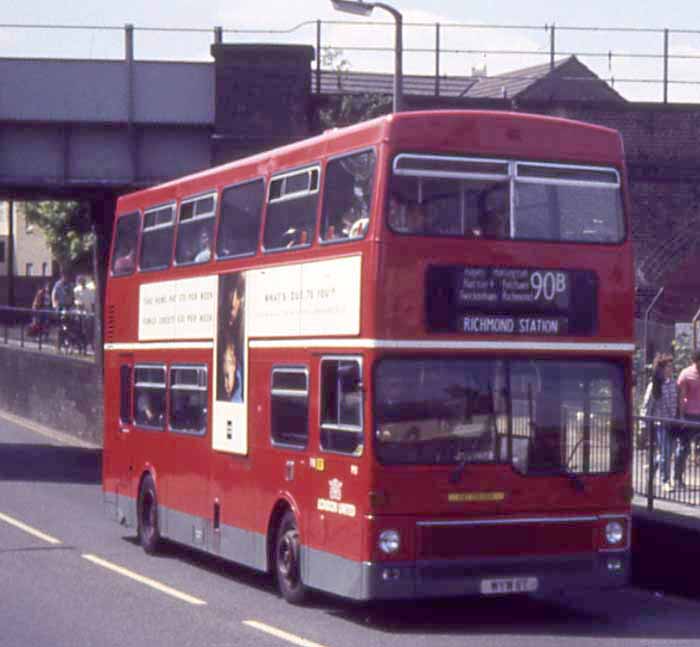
[137,471,162,554]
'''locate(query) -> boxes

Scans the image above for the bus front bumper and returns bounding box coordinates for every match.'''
[360,551,630,600]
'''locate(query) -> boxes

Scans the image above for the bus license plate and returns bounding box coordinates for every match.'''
[480,577,538,595]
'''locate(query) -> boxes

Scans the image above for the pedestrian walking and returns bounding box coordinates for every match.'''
[641,353,678,491]
[675,350,700,489]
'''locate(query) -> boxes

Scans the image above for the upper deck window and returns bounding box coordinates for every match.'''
[111,211,140,276]
[513,163,623,242]
[175,194,217,265]
[263,166,320,251]
[321,150,376,242]
[140,204,175,271]
[216,179,264,259]
[389,154,624,244]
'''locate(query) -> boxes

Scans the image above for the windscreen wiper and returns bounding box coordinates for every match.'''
[559,468,586,494]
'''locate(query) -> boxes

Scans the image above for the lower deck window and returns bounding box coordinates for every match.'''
[170,365,208,434]
[134,364,166,430]
[270,367,308,448]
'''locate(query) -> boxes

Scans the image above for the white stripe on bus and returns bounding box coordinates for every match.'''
[106,339,634,353]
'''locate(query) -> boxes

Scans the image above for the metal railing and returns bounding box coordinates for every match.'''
[633,415,700,509]
[3,20,700,102]
[0,305,95,358]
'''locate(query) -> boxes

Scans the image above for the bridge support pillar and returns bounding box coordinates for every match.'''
[210,44,315,164]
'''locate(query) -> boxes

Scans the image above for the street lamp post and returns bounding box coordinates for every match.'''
[330,0,403,113]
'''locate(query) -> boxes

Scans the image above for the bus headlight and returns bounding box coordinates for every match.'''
[605,521,624,545]
[378,529,400,554]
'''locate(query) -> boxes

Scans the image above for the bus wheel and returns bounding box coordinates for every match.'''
[275,510,306,604]
[137,474,161,554]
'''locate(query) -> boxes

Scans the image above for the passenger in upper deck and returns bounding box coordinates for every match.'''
[113,239,136,274]
[388,194,426,234]
[193,228,212,263]
[478,185,510,239]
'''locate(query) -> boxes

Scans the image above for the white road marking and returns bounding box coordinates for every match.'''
[81,554,207,606]
[0,511,62,545]
[243,620,329,647]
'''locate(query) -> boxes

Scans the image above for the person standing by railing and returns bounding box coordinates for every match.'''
[51,272,73,311]
[641,353,678,492]
[676,350,700,489]
[29,281,51,336]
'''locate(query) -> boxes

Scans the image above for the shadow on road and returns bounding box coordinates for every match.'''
[121,533,700,640]
[327,589,700,639]
[0,443,101,484]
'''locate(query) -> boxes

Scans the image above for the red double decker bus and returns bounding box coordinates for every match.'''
[103,110,634,603]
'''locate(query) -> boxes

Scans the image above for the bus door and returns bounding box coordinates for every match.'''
[310,357,365,564]
[114,357,135,525]
[167,363,211,549]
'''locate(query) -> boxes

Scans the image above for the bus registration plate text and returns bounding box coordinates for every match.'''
[480,576,539,595]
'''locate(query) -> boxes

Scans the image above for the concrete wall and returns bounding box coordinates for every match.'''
[0,346,102,446]
[632,507,700,598]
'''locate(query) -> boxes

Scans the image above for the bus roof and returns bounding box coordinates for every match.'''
[116,110,624,213]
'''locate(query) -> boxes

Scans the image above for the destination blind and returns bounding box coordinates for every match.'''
[426,266,598,336]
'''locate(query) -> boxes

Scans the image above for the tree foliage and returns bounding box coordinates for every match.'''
[23,201,95,272]
[318,47,392,129]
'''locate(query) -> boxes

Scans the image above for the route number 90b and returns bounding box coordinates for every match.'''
[530,271,567,301]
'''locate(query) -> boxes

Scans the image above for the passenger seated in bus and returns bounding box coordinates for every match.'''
[136,392,162,428]
[281,227,308,248]
[326,207,369,241]
[478,185,509,238]
[388,194,425,233]
[113,240,136,274]
[193,229,212,263]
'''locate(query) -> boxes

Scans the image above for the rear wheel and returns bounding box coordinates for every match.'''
[275,510,307,604]
[137,474,161,554]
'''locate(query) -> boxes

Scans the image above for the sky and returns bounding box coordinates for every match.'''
[2,0,700,102]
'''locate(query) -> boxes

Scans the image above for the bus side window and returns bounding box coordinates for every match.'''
[320,358,363,456]
[134,364,166,430]
[263,167,319,251]
[119,364,132,424]
[140,204,175,271]
[111,212,140,276]
[169,365,208,435]
[175,194,216,265]
[321,150,375,242]
[216,179,264,259]
[270,367,308,448]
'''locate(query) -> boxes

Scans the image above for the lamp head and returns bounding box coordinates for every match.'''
[331,0,375,16]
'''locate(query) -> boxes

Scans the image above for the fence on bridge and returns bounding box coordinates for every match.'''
[3,20,700,102]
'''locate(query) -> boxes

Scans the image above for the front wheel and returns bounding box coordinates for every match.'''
[275,510,307,604]
[137,474,161,554]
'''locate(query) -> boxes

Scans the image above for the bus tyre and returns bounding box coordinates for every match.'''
[137,474,161,554]
[275,510,306,604]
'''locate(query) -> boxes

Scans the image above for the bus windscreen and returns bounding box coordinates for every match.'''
[389,155,624,243]
[374,357,627,475]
